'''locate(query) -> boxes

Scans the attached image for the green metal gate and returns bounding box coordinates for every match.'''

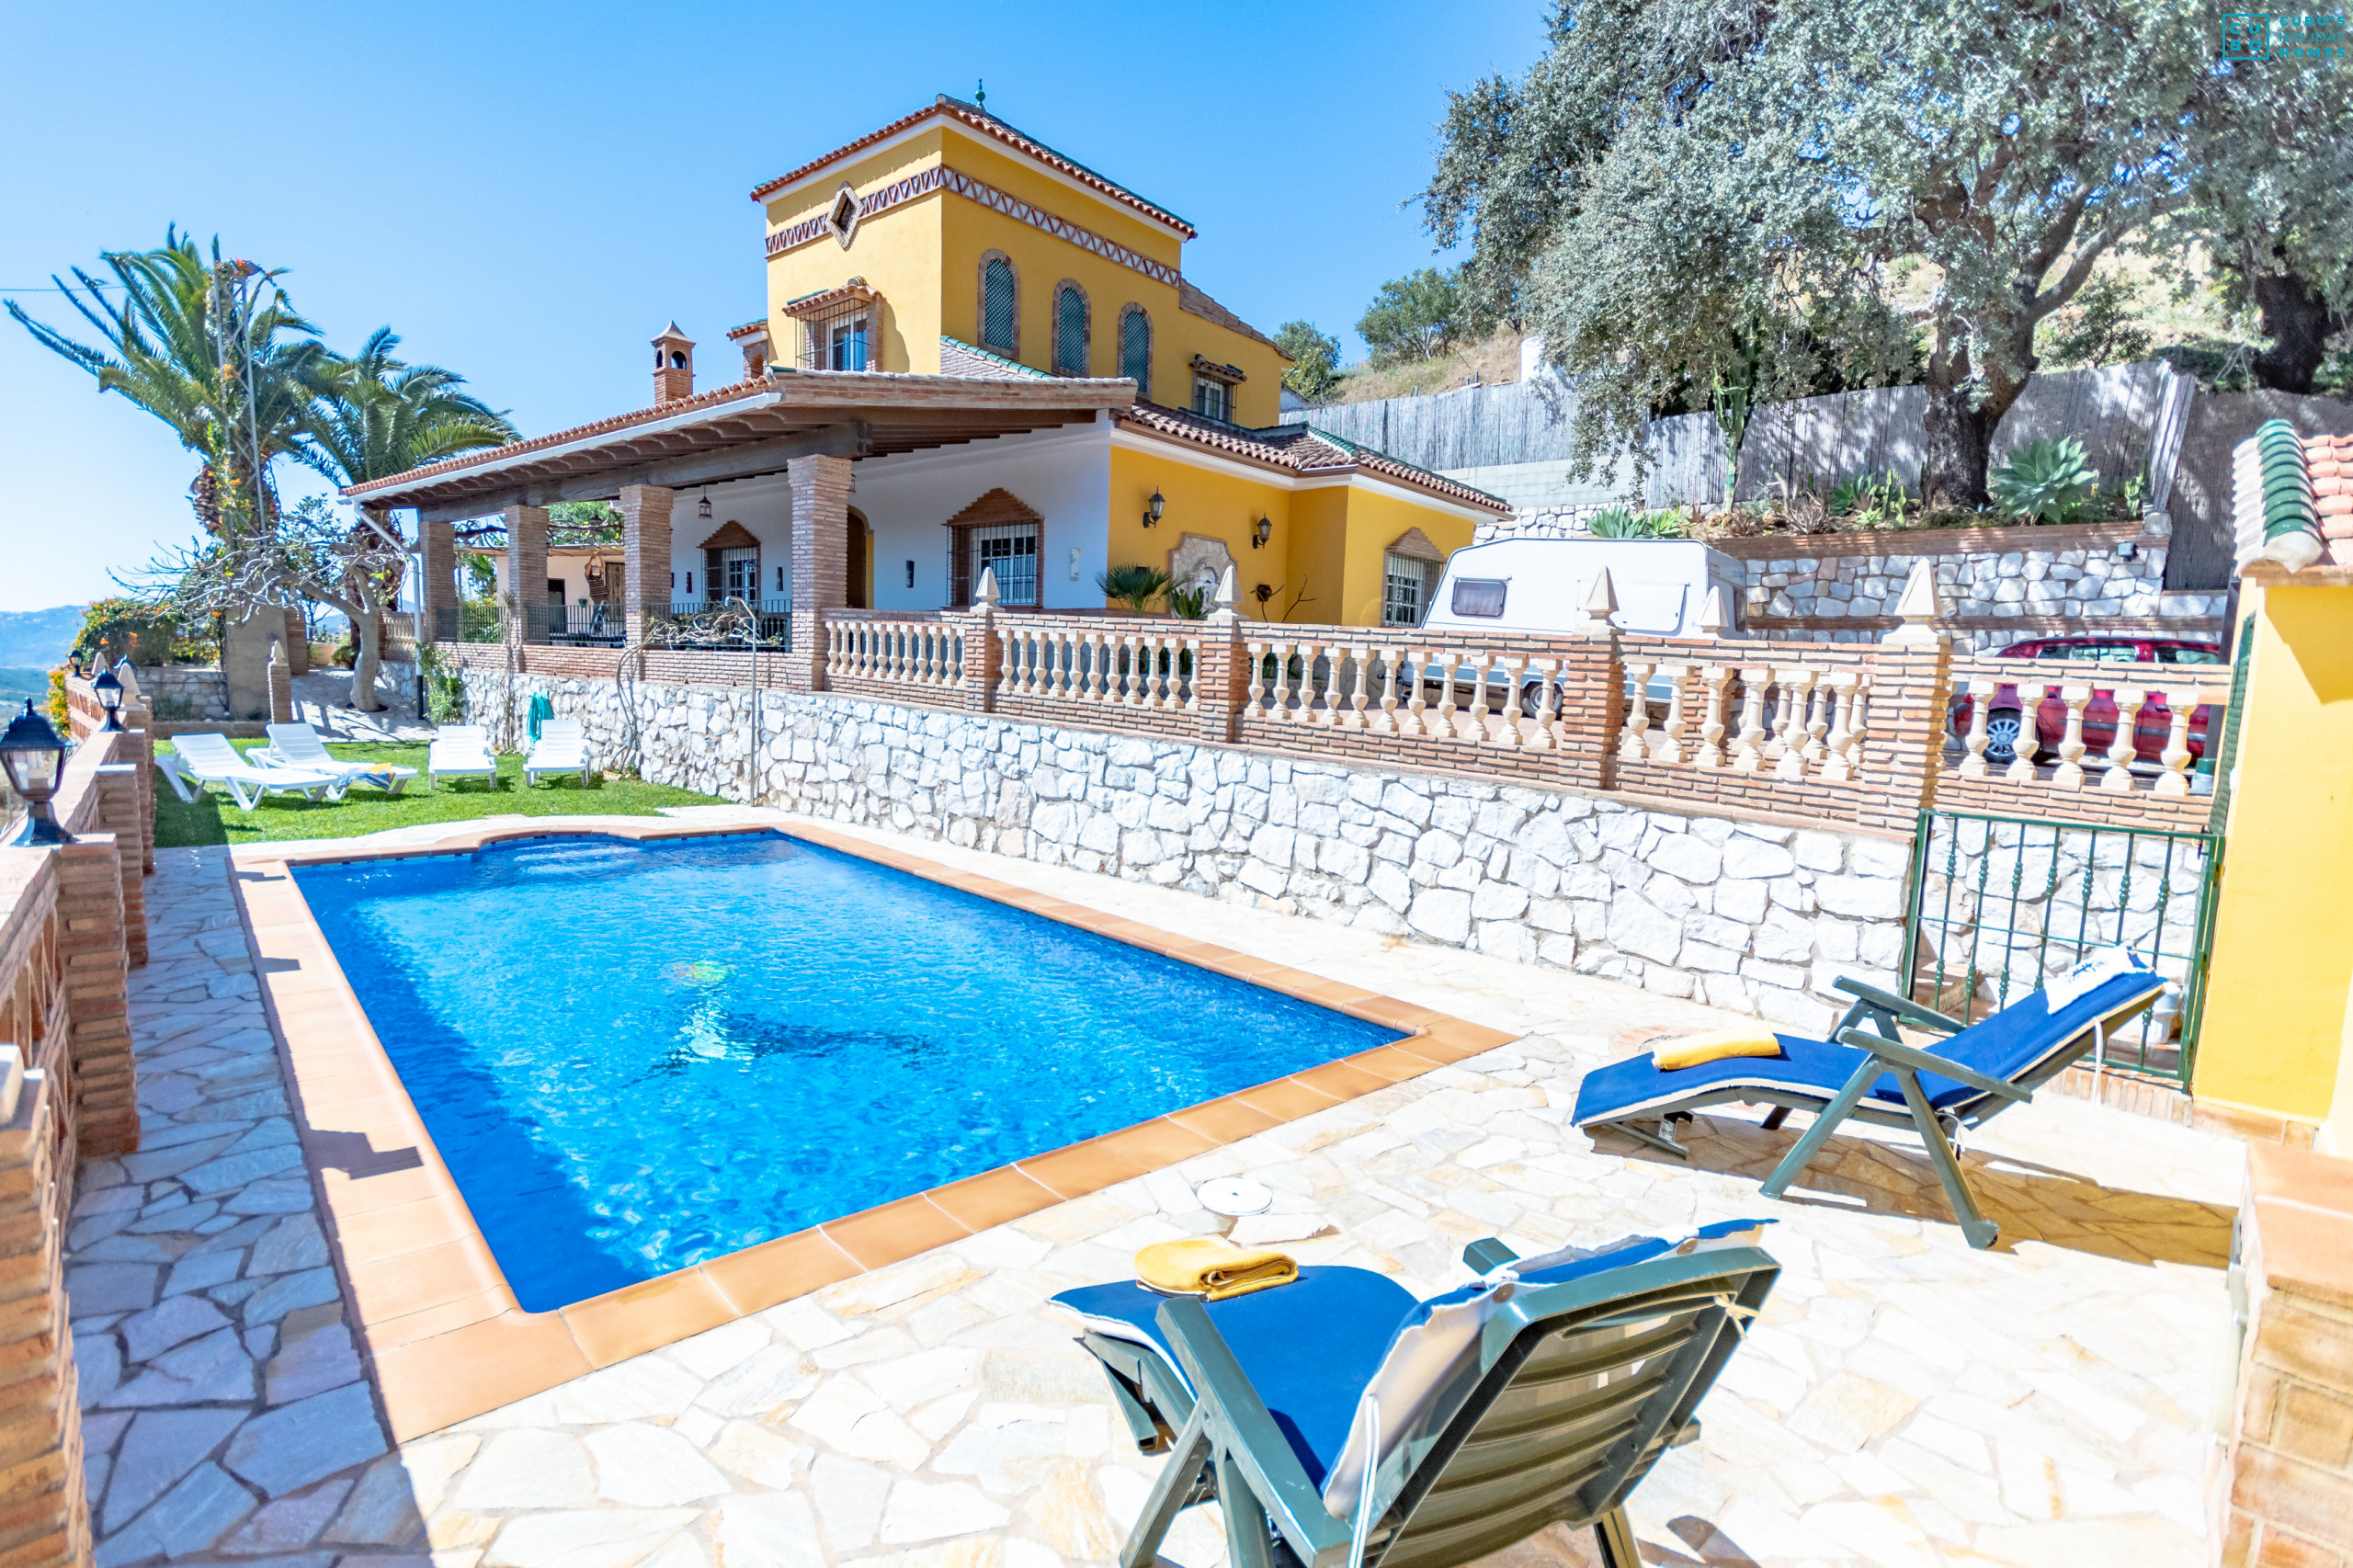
[1898,809,2224,1083]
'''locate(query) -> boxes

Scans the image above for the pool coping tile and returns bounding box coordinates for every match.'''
[228,816,1524,1440]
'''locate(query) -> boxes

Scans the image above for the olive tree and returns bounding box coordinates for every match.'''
[1424,0,2289,504]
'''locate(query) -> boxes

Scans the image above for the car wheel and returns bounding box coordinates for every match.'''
[1519,678,1563,719]
[1984,709,2023,766]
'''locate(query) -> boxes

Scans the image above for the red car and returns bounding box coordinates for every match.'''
[1948,636,2223,767]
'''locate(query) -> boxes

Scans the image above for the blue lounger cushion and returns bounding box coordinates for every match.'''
[1572,965,2166,1131]
[1053,1221,1767,1513]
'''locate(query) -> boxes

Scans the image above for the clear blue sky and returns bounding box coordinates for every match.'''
[0,0,1546,614]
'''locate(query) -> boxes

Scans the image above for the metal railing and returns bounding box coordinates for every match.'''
[1900,809,2222,1083]
[645,598,792,650]
[523,603,625,646]
[433,604,505,644]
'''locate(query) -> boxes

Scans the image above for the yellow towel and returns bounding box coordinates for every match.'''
[1653,1027,1783,1071]
[1134,1238,1299,1301]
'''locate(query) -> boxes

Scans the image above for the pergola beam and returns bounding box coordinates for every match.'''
[415,421,872,522]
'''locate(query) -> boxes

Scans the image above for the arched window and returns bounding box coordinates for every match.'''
[1118,306,1151,398]
[1053,282,1089,377]
[981,255,1017,355]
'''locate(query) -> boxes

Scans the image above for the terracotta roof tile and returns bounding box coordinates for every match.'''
[749,97,1194,238]
[1112,403,1507,514]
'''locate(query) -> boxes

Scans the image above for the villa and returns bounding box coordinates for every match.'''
[364,96,1506,647]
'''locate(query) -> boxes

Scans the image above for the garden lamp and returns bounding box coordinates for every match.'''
[92,665,124,731]
[1252,516,1272,550]
[1,701,72,846]
[1142,489,1165,528]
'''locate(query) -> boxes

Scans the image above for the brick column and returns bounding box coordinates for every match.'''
[121,710,153,874]
[786,456,852,693]
[620,484,675,646]
[959,607,999,712]
[506,504,550,644]
[92,764,145,967]
[266,641,293,725]
[0,1051,90,1568]
[283,608,311,674]
[1197,614,1245,744]
[56,835,137,1158]
[1553,633,1623,792]
[1858,641,1952,835]
[420,518,457,644]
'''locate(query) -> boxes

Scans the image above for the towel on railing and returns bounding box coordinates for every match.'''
[1652,1027,1784,1071]
[2043,947,2152,1010]
[1133,1238,1299,1301]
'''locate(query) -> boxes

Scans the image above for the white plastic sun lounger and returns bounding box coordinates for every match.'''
[427,725,498,790]
[523,719,592,787]
[259,723,416,796]
[163,733,341,812]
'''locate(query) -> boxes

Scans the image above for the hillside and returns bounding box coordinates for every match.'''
[0,668,53,705]
[0,608,83,670]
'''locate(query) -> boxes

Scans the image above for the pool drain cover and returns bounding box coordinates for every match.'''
[1196,1177,1272,1217]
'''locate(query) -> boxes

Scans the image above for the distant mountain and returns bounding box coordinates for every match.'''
[0,608,84,670]
[0,668,52,705]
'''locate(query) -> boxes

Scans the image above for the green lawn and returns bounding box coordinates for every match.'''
[153,738,721,847]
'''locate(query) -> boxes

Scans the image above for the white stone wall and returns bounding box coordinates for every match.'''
[449,668,1915,1033]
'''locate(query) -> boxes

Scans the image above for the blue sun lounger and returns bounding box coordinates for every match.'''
[1052,1222,1779,1568]
[1572,963,2168,1248]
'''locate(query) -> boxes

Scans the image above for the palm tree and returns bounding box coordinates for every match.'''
[7,228,325,539]
[297,330,517,710]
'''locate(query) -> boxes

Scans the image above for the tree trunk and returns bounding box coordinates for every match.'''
[1919,384,2003,508]
[348,597,385,712]
[2250,266,2334,394]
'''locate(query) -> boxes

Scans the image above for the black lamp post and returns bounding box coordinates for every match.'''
[92,665,124,732]
[2,701,72,847]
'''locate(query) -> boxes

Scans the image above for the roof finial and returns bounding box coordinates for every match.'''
[975,78,985,112]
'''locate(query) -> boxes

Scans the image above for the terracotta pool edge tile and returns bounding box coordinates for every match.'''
[1165,1094,1287,1143]
[926,1166,1063,1233]
[820,1193,972,1271]
[1291,1059,1394,1100]
[699,1228,865,1316]
[369,1309,596,1443]
[1093,1117,1221,1170]
[1016,1138,1153,1201]
[559,1267,741,1369]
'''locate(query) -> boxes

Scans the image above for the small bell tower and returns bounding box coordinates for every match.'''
[652,323,696,403]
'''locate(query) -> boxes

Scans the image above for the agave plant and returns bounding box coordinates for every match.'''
[1095,563,1171,611]
[1990,437,2099,526]
[1586,506,1653,539]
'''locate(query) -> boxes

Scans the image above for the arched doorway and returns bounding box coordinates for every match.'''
[847,506,870,608]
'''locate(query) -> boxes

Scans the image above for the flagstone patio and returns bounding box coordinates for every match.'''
[69,810,2243,1568]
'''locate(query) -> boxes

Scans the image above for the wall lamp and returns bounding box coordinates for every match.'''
[1142,489,1165,528]
[1251,516,1272,550]
[1,700,71,846]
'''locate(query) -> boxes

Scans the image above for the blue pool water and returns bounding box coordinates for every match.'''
[292,832,1397,1310]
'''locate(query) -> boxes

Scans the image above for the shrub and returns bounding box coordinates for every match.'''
[1989,437,2100,525]
[1095,564,1171,612]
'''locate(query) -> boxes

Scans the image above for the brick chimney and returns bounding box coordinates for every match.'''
[727,320,771,381]
[653,323,696,403]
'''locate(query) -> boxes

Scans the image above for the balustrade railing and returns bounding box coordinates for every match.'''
[998,623,1200,712]
[1245,636,1553,746]
[1627,660,1874,784]
[1949,657,2230,799]
[826,618,966,690]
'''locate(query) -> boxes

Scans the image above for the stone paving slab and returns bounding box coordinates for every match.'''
[69,815,2244,1566]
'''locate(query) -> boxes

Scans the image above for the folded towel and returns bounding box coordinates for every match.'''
[2044,946,2150,1009]
[1134,1238,1298,1301]
[1653,1027,1784,1071]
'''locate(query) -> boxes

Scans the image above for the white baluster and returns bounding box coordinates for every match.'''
[1732,667,1771,773]
[1802,676,1831,764]
[1652,665,1688,765]
[2052,684,2094,789]
[1312,642,1340,727]
[1347,645,1373,730]
[1525,656,1558,752]
[2101,687,2147,791]
[1432,651,1458,738]
[1245,640,1267,716]
[1694,665,1733,768]
[1619,659,1654,761]
[2006,680,2045,781]
[1184,638,1204,714]
[2154,686,2201,798]
[1773,668,1819,779]
[1818,675,1857,780]
[1958,676,1995,778]
[1376,648,1403,733]
[1467,651,1495,744]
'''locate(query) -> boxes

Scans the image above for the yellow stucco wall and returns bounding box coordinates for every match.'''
[2194,581,2353,1123]
[1105,443,1481,625]
[759,117,1286,419]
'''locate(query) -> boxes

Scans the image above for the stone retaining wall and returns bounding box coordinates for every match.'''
[439,664,1915,1033]
[119,666,230,720]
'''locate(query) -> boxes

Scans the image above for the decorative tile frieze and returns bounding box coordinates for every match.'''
[767,165,1181,288]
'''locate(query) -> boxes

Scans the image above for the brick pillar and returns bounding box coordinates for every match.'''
[283,608,310,674]
[121,709,153,874]
[420,518,457,644]
[620,484,675,646]
[1858,640,1952,835]
[786,456,852,693]
[92,764,145,967]
[959,607,999,712]
[1197,619,1245,744]
[506,505,550,644]
[1553,633,1623,792]
[266,641,293,725]
[0,1051,91,1568]
[56,836,137,1158]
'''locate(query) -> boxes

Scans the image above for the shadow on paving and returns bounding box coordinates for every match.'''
[1587,1111,2235,1268]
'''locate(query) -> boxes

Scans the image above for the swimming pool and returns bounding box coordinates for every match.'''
[292,831,1401,1310]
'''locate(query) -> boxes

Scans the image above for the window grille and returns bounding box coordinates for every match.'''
[1382,555,1434,628]
[1192,378,1228,423]
[982,258,1016,353]
[1053,285,1088,376]
[1119,309,1151,397]
[948,521,1040,608]
[720,547,759,602]
[798,298,872,370]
